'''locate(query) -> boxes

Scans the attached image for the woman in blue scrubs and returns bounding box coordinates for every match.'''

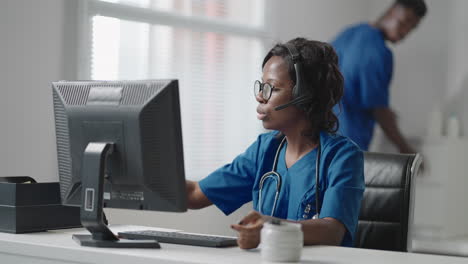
[186,38,364,249]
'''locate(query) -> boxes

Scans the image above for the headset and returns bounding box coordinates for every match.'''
[274,42,313,111]
[257,42,322,219]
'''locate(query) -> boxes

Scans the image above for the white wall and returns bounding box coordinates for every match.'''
[1,0,467,236]
[446,0,468,98]
[444,0,468,138]
[0,0,78,182]
[268,0,370,43]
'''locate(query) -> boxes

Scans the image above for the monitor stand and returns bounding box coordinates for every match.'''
[72,142,160,248]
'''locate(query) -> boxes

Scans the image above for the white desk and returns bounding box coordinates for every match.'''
[0,226,466,264]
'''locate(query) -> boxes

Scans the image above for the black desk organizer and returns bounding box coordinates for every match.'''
[0,176,81,233]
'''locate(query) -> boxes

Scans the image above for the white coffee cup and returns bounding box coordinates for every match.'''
[260,220,303,262]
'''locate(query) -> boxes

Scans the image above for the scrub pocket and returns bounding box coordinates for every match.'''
[297,188,318,220]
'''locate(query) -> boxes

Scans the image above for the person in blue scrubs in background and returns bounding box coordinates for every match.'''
[331,0,427,152]
[185,38,364,249]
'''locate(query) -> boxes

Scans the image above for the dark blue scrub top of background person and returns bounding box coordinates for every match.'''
[332,23,393,150]
[198,131,364,247]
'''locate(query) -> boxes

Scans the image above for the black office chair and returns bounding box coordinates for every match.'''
[354,152,422,251]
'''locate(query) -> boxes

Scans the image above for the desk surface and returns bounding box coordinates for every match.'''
[0,225,467,264]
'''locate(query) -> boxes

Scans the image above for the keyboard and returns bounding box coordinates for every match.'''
[118,230,238,248]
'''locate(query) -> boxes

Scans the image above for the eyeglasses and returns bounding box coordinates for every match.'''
[254,80,274,101]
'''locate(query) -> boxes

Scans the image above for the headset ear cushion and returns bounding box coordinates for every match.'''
[293,62,304,98]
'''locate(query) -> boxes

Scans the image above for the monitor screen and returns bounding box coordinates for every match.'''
[52,80,187,213]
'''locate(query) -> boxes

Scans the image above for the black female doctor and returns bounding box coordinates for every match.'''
[186,38,364,249]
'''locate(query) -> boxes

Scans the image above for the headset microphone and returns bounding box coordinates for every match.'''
[274,96,311,111]
[274,101,296,111]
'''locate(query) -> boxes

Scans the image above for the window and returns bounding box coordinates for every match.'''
[79,0,267,180]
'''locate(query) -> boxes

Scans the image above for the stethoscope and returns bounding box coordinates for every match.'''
[258,136,321,219]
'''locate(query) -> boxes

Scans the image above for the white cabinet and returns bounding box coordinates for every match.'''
[413,138,468,238]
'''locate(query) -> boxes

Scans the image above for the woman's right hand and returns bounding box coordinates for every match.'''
[230,211,265,249]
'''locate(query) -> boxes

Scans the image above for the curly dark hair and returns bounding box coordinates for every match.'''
[396,0,427,17]
[262,38,343,141]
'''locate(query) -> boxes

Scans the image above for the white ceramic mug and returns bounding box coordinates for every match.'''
[260,220,303,262]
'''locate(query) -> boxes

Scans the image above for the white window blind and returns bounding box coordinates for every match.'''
[80,0,267,180]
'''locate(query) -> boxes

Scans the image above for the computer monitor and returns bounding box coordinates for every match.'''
[52,80,187,248]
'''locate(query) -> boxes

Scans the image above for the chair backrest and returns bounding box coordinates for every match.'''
[354,152,422,251]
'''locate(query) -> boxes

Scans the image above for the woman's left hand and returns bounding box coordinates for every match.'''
[231,211,265,249]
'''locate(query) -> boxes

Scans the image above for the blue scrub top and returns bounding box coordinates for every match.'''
[331,23,393,150]
[199,131,364,247]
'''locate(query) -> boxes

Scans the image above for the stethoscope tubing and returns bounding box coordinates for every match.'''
[258,136,321,218]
